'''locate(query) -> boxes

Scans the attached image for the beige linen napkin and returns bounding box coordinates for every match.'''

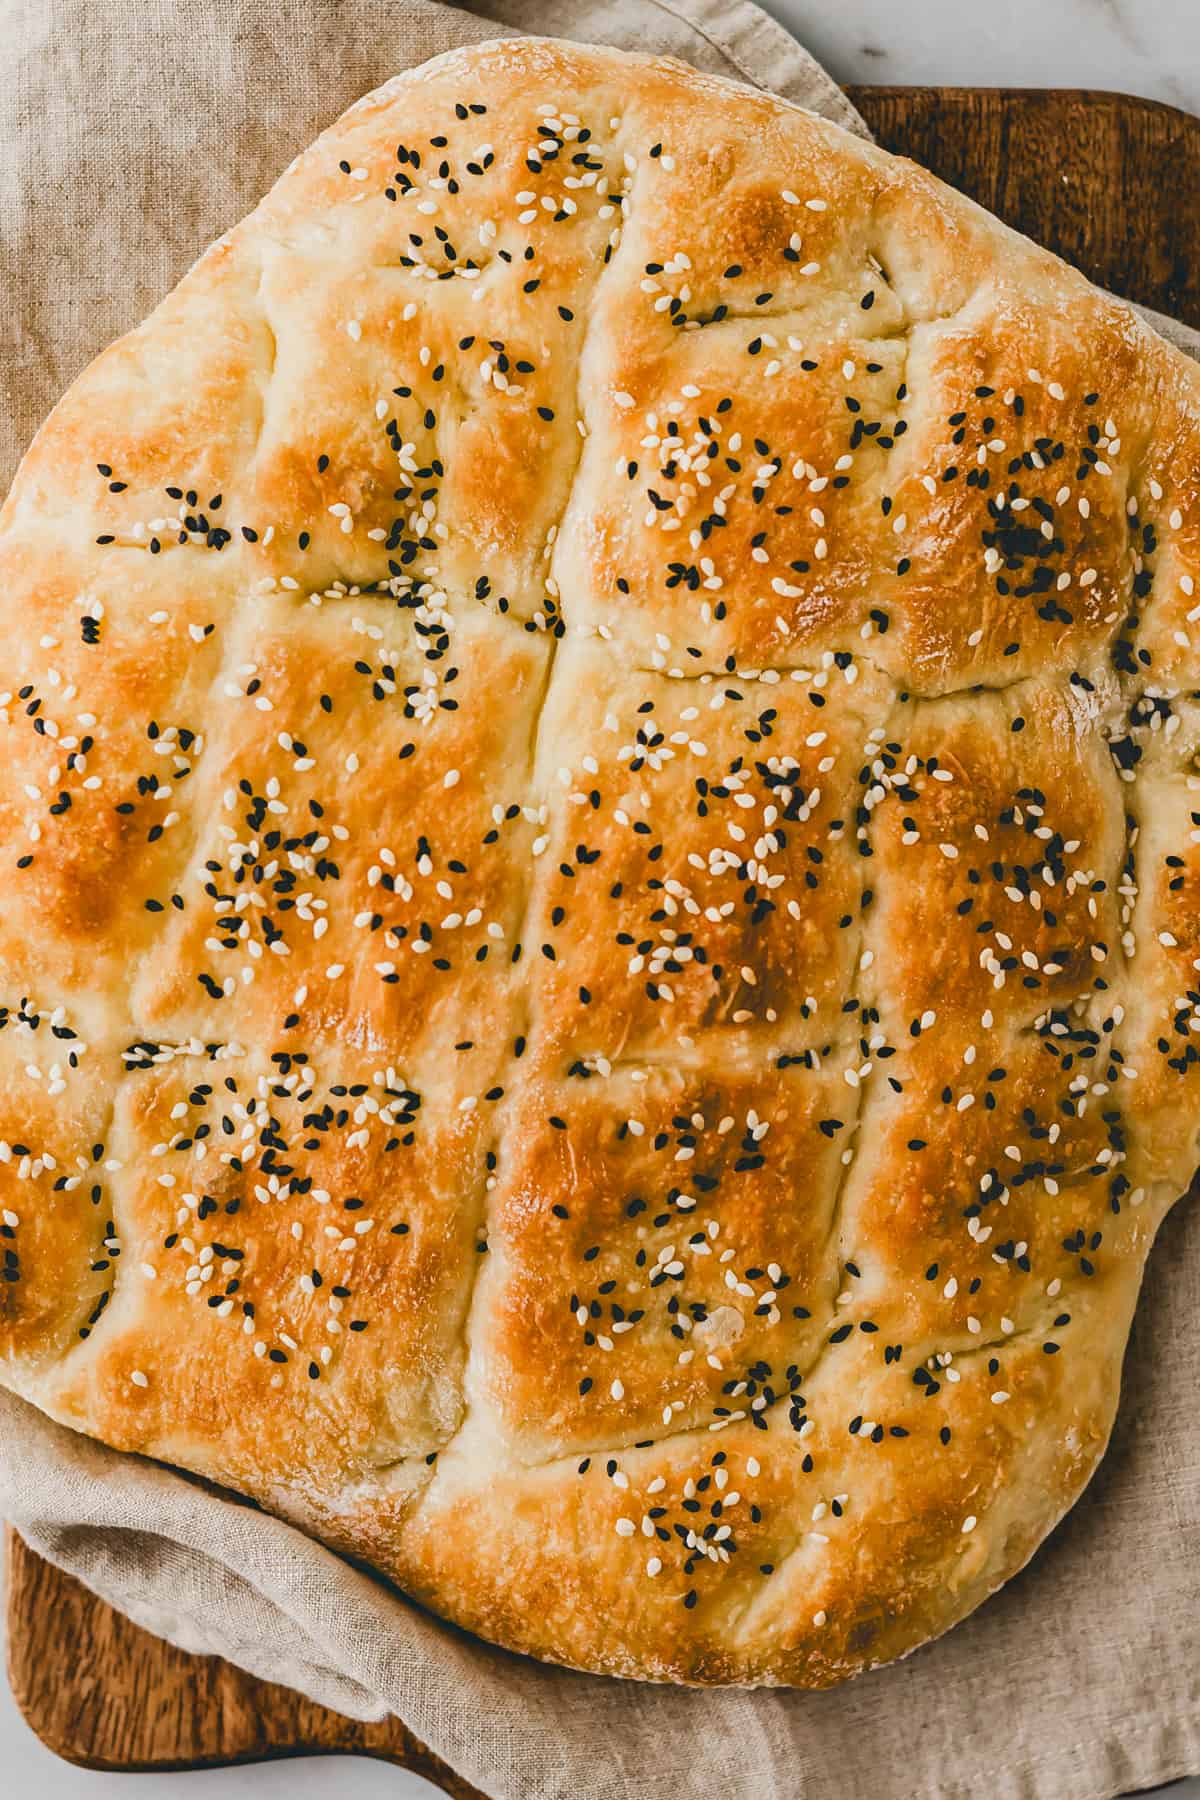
[3,5,1200,1798]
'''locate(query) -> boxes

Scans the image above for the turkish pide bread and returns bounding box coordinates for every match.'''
[3,36,1200,1687]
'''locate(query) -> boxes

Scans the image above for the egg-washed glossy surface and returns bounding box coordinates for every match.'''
[2,38,1200,1686]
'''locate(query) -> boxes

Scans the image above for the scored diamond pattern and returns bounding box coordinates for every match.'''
[2,39,1200,1685]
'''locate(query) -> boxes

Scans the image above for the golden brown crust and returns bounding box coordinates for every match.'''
[2,36,1200,1686]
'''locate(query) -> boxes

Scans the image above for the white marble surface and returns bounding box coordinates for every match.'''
[765,0,1200,117]
[4,2,1199,1796]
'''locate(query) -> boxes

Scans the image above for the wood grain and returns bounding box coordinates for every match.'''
[4,1530,478,1790]
[856,87,1200,326]
[6,84,1200,1787]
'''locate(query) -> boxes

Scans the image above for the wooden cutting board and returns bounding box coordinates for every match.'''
[7,85,1200,1787]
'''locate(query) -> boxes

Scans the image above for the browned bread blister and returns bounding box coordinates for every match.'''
[2,37,1200,1686]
